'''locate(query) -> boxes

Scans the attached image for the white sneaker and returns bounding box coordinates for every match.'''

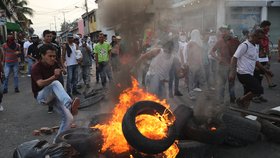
[27,74,31,77]
[0,105,4,112]
[193,88,202,92]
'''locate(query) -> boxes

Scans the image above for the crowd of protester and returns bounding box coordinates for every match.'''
[0,20,279,141]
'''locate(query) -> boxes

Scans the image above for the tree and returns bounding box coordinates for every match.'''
[7,0,34,21]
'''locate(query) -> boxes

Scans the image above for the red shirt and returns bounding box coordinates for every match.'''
[2,43,20,63]
[259,35,269,58]
[212,37,239,65]
[31,61,61,98]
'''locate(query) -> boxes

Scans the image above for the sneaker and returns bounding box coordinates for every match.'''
[269,84,277,88]
[71,97,80,116]
[27,74,31,77]
[193,88,202,92]
[235,97,250,110]
[76,85,82,89]
[0,105,3,112]
[174,91,183,96]
[259,96,268,102]
[3,89,7,94]
[15,88,20,93]
[252,97,261,103]
[72,90,81,95]
[230,97,236,104]
[48,106,53,114]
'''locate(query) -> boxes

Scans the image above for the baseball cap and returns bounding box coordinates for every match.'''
[116,36,122,40]
[67,33,74,38]
[219,25,230,31]
[31,34,39,38]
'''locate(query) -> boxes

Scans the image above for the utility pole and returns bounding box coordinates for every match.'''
[85,0,90,36]
[62,11,66,31]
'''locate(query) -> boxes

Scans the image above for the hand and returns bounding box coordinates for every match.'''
[54,69,62,79]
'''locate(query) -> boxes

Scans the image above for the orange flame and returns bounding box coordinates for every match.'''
[92,77,179,157]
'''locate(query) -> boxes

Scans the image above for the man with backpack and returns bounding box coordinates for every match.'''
[229,29,273,110]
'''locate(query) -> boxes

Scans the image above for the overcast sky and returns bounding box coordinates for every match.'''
[27,0,98,37]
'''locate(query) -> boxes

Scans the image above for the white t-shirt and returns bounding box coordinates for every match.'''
[65,43,78,66]
[234,40,258,76]
[178,41,188,64]
[147,49,174,81]
[23,41,32,56]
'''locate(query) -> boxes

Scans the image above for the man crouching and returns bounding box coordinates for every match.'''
[31,44,80,141]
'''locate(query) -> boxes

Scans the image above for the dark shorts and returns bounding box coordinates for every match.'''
[237,73,263,95]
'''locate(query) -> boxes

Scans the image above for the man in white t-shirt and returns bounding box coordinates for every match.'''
[229,29,273,110]
[23,37,33,75]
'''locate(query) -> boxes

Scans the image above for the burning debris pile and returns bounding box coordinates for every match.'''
[93,77,179,157]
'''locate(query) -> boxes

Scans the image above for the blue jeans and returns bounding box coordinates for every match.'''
[66,65,78,95]
[36,80,73,140]
[168,59,179,94]
[28,58,35,75]
[217,64,235,103]
[4,62,19,90]
[99,62,113,87]
[82,65,91,85]
[145,73,165,99]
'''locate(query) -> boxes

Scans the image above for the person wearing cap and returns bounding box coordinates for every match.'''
[62,33,81,96]
[110,35,121,72]
[210,25,239,104]
[27,35,40,77]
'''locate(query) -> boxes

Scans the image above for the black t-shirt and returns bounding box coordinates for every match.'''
[31,61,61,98]
[27,43,40,60]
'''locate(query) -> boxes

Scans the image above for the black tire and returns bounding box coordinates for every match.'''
[84,88,106,99]
[221,113,261,146]
[88,113,112,127]
[176,140,213,158]
[258,110,280,143]
[173,105,194,140]
[183,117,226,145]
[79,94,105,109]
[55,128,103,156]
[122,101,176,155]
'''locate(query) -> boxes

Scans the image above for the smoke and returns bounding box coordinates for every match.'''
[97,0,225,121]
[97,0,173,99]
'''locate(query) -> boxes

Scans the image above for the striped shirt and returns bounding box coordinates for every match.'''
[2,43,20,63]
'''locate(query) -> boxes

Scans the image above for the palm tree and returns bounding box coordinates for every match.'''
[7,0,34,20]
[6,0,34,32]
[0,0,13,18]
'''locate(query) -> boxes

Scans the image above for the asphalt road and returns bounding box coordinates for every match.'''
[0,55,280,158]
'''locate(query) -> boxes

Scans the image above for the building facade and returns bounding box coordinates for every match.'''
[172,0,280,45]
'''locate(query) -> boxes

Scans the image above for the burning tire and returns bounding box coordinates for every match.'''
[79,93,105,109]
[182,117,226,145]
[55,128,103,156]
[122,101,176,155]
[176,140,213,158]
[88,113,112,127]
[222,113,261,146]
[258,110,280,143]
